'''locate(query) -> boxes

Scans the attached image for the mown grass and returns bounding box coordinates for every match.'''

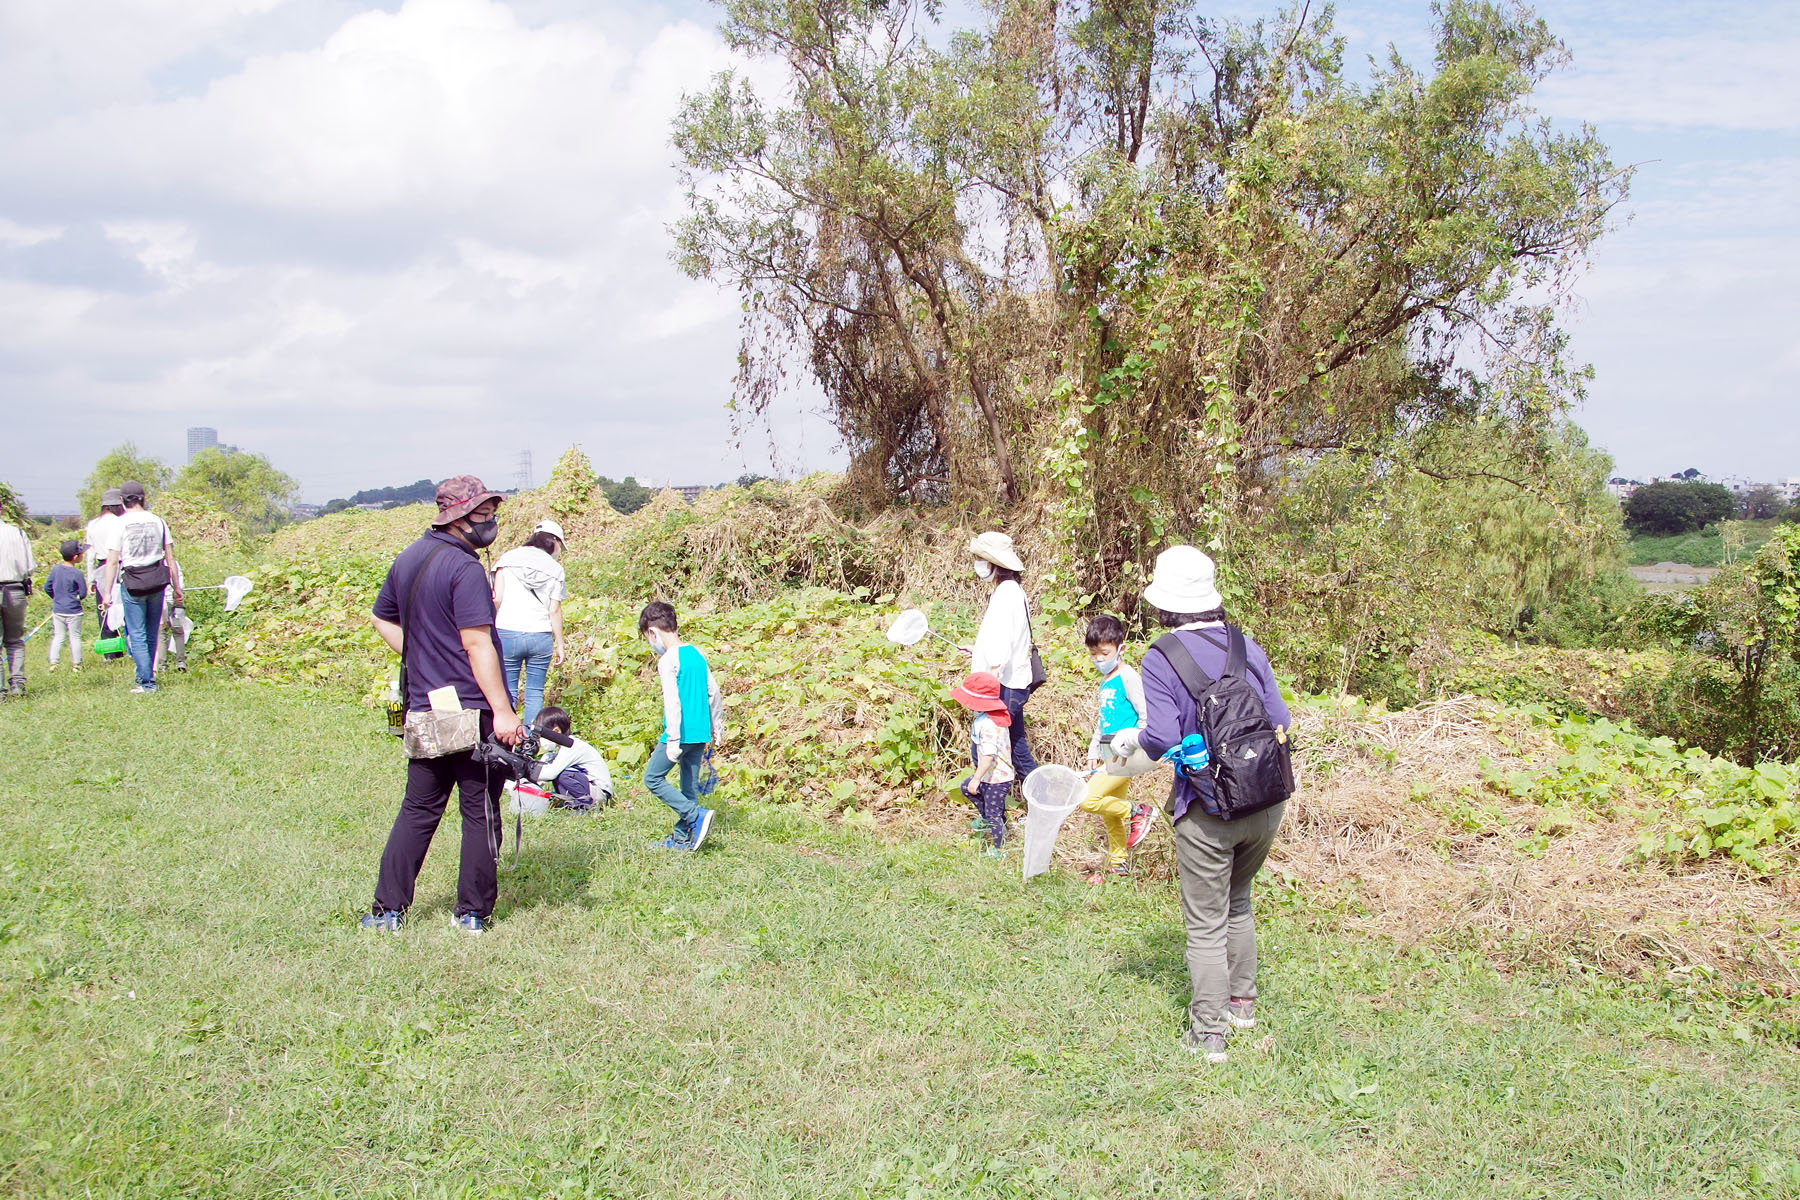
[2,668,1798,1199]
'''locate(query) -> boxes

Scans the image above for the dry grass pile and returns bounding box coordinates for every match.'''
[1275,695,1799,995]
[154,493,240,549]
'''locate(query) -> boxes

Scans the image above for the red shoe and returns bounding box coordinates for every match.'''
[1126,803,1154,849]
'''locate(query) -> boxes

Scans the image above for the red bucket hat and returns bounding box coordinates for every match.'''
[432,474,505,527]
[951,671,1011,726]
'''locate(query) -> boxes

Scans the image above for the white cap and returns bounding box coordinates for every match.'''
[1142,545,1223,615]
[532,519,566,543]
[966,530,1024,574]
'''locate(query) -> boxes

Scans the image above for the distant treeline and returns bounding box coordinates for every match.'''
[323,479,436,513]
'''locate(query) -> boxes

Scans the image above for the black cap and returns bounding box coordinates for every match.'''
[60,540,83,560]
[120,479,146,501]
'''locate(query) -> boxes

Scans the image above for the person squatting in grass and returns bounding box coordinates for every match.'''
[100,481,182,695]
[952,671,1015,855]
[363,475,526,937]
[639,601,723,852]
[964,531,1039,795]
[492,520,569,726]
[530,706,612,812]
[44,541,88,674]
[1136,545,1292,1066]
[1080,615,1155,880]
[0,510,35,698]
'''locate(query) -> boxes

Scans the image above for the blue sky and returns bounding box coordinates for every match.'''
[1,0,1795,511]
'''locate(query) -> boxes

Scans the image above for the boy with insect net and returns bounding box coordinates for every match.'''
[639,601,723,851]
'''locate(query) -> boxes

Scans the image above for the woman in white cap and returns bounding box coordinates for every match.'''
[1136,544,1292,1066]
[965,530,1039,783]
[491,520,568,725]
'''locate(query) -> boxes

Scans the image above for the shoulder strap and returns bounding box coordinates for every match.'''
[1150,632,1217,702]
[1194,625,1257,686]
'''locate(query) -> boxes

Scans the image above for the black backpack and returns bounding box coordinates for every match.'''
[1150,626,1294,821]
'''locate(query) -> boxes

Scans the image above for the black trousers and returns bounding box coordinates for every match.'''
[1,583,25,693]
[373,712,501,918]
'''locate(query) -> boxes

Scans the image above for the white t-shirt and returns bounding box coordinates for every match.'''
[105,509,172,571]
[492,546,568,634]
[84,513,120,582]
[971,579,1034,689]
[537,735,613,795]
[970,712,1017,784]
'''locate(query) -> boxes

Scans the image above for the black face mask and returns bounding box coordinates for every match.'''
[463,517,499,548]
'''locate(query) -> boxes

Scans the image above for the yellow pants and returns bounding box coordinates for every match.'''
[1079,771,1132,866]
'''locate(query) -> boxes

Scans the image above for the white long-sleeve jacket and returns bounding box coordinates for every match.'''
[971,580,1034,690]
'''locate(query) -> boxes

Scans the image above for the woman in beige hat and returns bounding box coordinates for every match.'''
[965,530,1039,783]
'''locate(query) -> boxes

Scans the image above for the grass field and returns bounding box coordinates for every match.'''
[1626,520,1779,568]
[3,666,1799,1199]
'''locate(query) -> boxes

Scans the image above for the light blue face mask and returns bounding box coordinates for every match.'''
[650,635,670,657]
[1092,654,1120,675]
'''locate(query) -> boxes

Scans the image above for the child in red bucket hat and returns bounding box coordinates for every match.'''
[952,671,1014,855]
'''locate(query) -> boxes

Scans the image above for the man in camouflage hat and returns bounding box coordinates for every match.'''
[361,475,526,937]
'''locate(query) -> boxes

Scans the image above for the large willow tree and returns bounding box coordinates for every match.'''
[674,0,1627,607]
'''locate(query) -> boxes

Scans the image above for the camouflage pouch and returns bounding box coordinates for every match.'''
[402,708,480,760]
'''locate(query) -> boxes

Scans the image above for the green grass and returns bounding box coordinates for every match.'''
[3,669,1798,1199]
[1627,520,1777,567]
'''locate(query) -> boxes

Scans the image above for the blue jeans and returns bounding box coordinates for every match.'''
[1000,685,1039,782]
[644,740,707,833]
[499,629,554,725]
[120,589,165,688]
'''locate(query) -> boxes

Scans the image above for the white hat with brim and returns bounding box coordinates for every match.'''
[967,530,1024,574]
[1142,545,1224,615]
[532,519,567,543]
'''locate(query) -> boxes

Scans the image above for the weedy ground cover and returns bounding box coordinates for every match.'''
[3,672,1799,1199]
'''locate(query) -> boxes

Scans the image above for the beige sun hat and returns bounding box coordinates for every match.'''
[1142,545,1224,615]
[967,530,1025,574]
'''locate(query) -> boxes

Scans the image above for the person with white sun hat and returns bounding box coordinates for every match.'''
[963,530,1042,792]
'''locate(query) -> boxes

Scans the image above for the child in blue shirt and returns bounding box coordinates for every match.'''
[45,540,88,672]
[639,601,723,851]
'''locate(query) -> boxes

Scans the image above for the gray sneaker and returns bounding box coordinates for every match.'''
[1183,1029,1228,1064]
[1227,998,1256,1030]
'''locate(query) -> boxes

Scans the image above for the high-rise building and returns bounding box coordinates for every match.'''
[187,427,219,462]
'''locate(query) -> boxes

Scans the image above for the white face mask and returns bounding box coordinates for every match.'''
[1092,653,1120,675]
[973,560,993,580]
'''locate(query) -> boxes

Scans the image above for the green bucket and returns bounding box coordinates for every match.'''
[93,634,126,656]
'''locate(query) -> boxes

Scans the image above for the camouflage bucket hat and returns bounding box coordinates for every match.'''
[433,475,504,526]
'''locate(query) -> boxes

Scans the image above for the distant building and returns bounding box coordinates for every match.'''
[672,485,710,503]
[187,427,218,462]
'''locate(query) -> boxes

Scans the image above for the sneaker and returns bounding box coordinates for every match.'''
[72,666,82,674]
[129,685,147,694]
[659,834,693,850]
[1227,998,1256,1029]
[359,910,403,934]
[980,844,1007,859]
[176,660,188,672]
[450,913,487,936]
[969,817,991,834]
[1183,1029,1228,1064]
[688,806,716,851]
[1127,804,1154,849]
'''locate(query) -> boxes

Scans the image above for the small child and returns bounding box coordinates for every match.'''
[639,601,724,851]
[530,706,613,811]
[44,540,88,673]
[952,671,1015,855]
[155,557,188,673]
[1081,615,1155,879]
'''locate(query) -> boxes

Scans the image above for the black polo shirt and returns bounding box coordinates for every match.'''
[373,530,503,713]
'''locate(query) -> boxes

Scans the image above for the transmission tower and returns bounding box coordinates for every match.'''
[515,450,533,491]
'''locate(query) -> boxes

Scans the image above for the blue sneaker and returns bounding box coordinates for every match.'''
[450,913,486,936]
[688,807,716,851]
[659,834,693,850]
[359,910,402,934]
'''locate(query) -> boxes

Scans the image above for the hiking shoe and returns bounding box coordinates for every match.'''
[359,910,403,934]
[1227,998,1256,1030]
[980,844,1007,859]
[450,913,487,936]
[1127,804,1154,849]
[1183,1030,1228,1064]
[688,807,716,851]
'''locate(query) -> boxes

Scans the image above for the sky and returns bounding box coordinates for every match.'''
[1,0,1796,512]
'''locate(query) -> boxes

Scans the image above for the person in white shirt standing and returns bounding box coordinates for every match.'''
[0,510,36,698]
[964,530,1040,784]
[490,519,568,726]
[100,480,182,694]
[84,488,127,660]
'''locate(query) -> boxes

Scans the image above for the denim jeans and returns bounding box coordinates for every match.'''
[120,589,165,689]
[644,740,707,833]
[499,628,554,725]
[999,685,1040,782]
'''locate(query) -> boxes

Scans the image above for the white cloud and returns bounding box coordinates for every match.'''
[1541,36,1800,131]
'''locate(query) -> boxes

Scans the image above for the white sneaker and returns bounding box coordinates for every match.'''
[129,685,147,694]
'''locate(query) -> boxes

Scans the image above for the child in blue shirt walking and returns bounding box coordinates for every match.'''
[639,601,723,851]
[45,541,88,672]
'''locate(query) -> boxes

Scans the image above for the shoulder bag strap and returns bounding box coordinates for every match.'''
[398,542,453,703]
[1150,632,1217,702]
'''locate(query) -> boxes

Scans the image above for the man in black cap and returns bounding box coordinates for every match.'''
[0,506,35,698]
[100,480,181,694]
[361,475,526,937]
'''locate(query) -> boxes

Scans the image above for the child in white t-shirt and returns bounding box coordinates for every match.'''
[531,706,613,812]
[952,670,1016,856]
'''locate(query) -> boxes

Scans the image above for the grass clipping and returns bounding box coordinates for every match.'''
[1275,696,1799,995]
